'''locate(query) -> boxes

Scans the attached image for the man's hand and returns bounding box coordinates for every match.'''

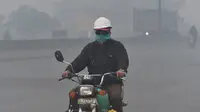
[62,70,71,78]
[116,69,126,78]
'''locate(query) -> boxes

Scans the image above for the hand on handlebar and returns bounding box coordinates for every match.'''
[62,70,72,78]
[116,69,126,78]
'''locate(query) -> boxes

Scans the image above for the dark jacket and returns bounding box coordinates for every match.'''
[65,39,129,84]
[189,26,198,38]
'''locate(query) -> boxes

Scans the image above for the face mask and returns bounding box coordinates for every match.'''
[95,30,111,43]
[95,33,111,43]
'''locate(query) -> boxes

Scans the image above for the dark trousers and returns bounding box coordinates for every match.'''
[68,84,123,112]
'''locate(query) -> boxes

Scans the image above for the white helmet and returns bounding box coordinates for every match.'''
[93,17,112,30]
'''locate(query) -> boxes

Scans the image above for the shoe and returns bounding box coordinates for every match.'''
[122,101,128,107]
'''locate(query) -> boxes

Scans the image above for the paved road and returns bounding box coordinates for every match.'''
[1,41,200,112]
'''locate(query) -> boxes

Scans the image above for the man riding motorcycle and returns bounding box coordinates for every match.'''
[62,17,129,112]
[189,25,198,39]
[188,25,198,48]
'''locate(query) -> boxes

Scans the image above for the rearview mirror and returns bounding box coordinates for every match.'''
[55,50,64,62]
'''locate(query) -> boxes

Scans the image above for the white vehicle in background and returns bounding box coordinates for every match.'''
[133,8,179,37]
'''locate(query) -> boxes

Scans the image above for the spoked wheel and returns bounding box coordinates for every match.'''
[188,36,196,49]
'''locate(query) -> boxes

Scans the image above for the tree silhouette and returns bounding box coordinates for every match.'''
[6,5,61,39]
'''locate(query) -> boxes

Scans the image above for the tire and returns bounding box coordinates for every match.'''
[188,37,196,49]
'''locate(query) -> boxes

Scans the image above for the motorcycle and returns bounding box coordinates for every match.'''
[187,35,197,49]
[54,50,127,112]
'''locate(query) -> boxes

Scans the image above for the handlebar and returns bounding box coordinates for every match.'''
[58,73,79,81]
[99,72,116,85]
[58,77,67,81]
[58,72,125,86]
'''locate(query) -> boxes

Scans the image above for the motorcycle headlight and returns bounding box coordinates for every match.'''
[80,86,93,96]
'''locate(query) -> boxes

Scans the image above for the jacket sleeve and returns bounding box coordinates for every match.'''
[115,42,129,73]
[65,43,90,73]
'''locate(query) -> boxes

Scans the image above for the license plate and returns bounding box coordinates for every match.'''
[108,109,117,112]
[78,98,97,104]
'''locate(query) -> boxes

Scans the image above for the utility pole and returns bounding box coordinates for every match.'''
[158,0,162,36]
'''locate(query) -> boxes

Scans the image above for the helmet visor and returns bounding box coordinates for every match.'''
[95,30,110,35]
[95,28,111,35]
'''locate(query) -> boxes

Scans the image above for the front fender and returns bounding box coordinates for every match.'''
[96,89,110,112]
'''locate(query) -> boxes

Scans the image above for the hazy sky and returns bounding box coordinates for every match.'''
[0,0,199,27]
[0,0,61,16]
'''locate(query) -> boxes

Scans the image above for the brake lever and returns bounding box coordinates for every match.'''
[58,77,67,81]
[121,77,126,81]
[58,75,73,81]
